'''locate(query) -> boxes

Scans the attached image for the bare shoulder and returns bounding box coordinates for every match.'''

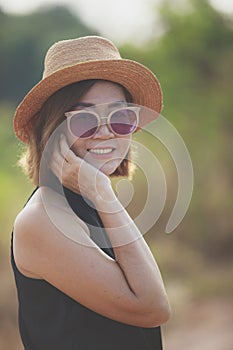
[15,190,53,235]
[14,186,89,236]
[14,188,49,241]
[13,187,90,278]
[13,191,50,278]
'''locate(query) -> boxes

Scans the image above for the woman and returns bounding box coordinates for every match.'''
[12,36,170,350]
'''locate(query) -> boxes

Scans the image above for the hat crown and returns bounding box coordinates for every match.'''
[43,36,122,78]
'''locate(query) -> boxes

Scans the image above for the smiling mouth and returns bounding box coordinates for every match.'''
[88,148,114,155]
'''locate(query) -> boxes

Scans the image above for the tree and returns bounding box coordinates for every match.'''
[0,6,97,105]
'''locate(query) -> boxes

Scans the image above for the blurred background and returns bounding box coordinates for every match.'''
[0,0,232,348]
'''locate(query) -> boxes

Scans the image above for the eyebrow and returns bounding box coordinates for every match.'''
[76,102,94,108]
[75,101,127,108]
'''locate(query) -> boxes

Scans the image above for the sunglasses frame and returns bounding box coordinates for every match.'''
[64,105,140,139]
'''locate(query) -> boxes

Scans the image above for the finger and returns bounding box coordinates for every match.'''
[54,145,68,166]
[50,154,64,181]
[50,159,61,181]
[60,135,78,163]
[51,146,70,179]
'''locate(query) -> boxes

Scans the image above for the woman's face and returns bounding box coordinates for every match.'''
[67,81,132,176]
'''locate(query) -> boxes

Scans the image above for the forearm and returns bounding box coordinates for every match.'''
[95,187,169,313]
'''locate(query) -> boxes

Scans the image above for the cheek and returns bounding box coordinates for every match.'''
[118,136,131,157]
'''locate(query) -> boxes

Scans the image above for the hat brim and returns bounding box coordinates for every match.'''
[13,59,162,143]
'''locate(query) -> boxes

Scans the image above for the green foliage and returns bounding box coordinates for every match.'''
[0,5,97,105]
[0,104,32,247]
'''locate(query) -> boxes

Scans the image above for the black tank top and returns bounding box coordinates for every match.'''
[11,186,163,350]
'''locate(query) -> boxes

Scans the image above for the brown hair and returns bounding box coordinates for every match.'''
[19,79,135,185]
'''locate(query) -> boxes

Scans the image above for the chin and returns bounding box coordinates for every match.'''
[100,161,119,176]
[100,167,117,176]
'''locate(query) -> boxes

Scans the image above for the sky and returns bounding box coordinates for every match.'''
[0,0,233,44]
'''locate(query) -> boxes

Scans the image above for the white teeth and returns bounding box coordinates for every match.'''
[89,148,113,154]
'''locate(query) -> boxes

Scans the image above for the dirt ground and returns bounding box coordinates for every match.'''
[163,297,233,350]
[1,255,233,350]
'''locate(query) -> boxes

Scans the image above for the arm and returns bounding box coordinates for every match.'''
[14,201,170,328]
[95,188,170,323]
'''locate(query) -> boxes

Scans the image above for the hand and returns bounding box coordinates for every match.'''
[50,135,114,205]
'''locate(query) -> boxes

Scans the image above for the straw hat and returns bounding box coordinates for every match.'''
[13,36,162,143]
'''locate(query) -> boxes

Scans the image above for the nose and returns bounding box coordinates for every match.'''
[92,122,115,139]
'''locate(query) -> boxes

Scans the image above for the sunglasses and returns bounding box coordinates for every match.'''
[64,104,140,139]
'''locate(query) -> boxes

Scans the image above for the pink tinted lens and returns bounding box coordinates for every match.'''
[69,112,98,138]
[110,109,137,135]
